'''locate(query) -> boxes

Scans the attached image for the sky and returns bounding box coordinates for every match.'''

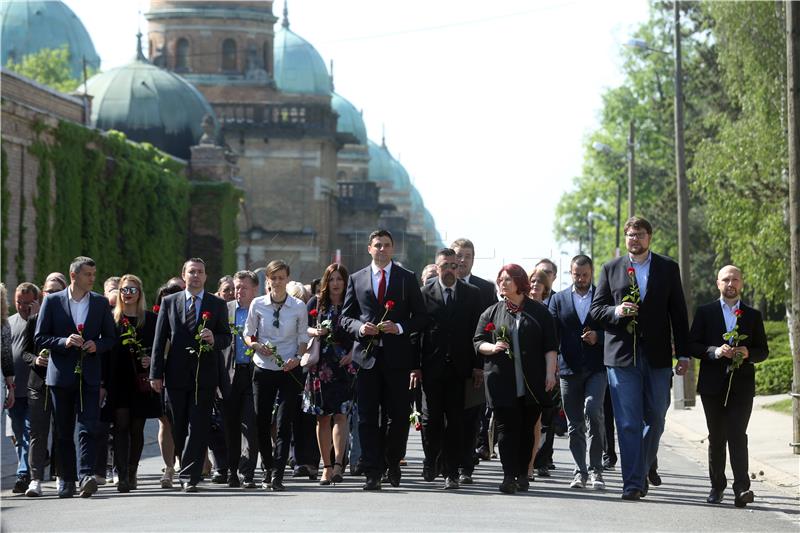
[64,0,651,288]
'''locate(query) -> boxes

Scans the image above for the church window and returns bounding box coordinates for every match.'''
[222,39,237,71]
[176,38,189,71]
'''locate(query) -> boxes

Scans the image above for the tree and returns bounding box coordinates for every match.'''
[5,45,84,93]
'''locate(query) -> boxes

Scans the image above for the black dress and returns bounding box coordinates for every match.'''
[109,311,162,419]
[302,297,356,416]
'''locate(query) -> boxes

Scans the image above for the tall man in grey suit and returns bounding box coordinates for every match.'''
[34,256,116,498]
[590,216,690,501]
[341,229,429,490]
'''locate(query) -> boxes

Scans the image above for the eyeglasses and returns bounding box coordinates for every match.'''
[120,287,140,295]
[272,308,281,328]
[625,232,648,240]
[437,262,459,270]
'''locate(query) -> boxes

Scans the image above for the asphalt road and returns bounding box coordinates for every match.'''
[1,418,798,532]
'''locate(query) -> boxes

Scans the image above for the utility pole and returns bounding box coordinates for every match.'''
[673,0,695,408]
[588,213,595,260]
[627,120,635,218]
[786,0,800,455]
[615,181,622,257]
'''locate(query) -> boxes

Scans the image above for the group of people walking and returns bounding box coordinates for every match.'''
[1,216,768,508]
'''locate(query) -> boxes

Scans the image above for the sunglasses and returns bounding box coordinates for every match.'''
[437,262,459,270]
[120,287,140,295]
[273,308,280,328]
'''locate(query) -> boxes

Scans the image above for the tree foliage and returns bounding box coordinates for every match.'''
[5,45,86,93]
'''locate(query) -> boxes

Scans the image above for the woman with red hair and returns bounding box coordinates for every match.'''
[473,264,558,494]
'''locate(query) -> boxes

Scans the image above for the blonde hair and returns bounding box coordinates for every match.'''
[528,268,552,302]
[286,280,309,303]
[113,274,147,326]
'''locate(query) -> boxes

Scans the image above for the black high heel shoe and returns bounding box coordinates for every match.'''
[332,462,344,483]
[319,465,333,486]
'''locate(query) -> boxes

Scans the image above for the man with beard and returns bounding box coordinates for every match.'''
[689,265,768,508]
[590,216,690,501]
[417,248,482,489]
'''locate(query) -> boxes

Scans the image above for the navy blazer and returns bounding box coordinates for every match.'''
[590,252,690,368]
[34,289,116,388]
[340,262,429,370]
[548,286,604,375]
[150,291,231,392]
[689,300,769,396]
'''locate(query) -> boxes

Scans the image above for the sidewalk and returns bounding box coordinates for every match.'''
[665,393,800,498]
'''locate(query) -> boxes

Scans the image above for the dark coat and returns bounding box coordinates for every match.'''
[548,286,605,375]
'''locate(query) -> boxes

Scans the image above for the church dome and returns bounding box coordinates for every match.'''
[1,0,101,79]
[390,157,412,191]
[273,13,331,96]
[85,42,215,160]
[332,92,366,145]
[367,139,395,185]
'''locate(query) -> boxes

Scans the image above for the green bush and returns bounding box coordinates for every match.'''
[764,320,791,359]
[755,357,792,395]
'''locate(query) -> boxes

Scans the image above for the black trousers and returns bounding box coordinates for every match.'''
[291,393,320,469]
[357,361,412,476]
[253,366,301,480]
[164,387,213,484]
[27,386,54,481]
[701,390,753,494]
[493,397,541,479]
[208,396,228,473]
[421,365,465,478]
[460,403,483,475]
[603,386,617,462]
[534,405,557,468]
[50,384,100,482]
[225,365,258,479]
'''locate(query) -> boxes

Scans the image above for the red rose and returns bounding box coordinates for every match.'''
[250,335,258,343]
[385,300,395,311]
[202,311,211,321]
[309,309,319,318]
[152,305,160,313]
[414,422,422,431]
[77,323,85,334]
[627,267,635,275]
[121,317,130,327]
[734,309,743,317]
[484,322,496,333]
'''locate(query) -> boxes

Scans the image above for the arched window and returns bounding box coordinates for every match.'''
[263,41,272,75]
[175,38,189,71]
[222,39,237,71]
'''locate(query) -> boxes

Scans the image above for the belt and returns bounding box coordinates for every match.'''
[234,362,252,370]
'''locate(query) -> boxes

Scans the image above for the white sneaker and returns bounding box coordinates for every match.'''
[161,467,174,489]
[569,472,586,489]
[25,479,43,497]
[590,471,605,490]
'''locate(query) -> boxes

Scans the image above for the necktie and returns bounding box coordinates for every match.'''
[187,295,197,332]
[377,269,386,306]
[445,287,455,312]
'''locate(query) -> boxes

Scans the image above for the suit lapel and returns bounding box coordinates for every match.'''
[361,268,379,308]
[177,292,187,330]
[61,291,77,330]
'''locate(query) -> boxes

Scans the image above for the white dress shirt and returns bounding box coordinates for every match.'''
[68,287,90,330]
[243,293,309,371]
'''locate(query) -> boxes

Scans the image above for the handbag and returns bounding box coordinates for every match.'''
[300,336,320,367]
[132,353,152,394]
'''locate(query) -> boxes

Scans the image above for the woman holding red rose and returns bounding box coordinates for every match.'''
[473,264,558,494]
[108,274,160,492]
[302,264,355,485]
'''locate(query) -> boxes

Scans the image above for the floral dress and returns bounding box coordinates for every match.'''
[302,297,356,416]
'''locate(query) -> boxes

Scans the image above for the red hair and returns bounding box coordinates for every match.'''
[496,263,530,296]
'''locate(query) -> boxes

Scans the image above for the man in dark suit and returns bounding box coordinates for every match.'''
[418,248,482,489]
[549,255,606,490]
[222,270,259,488]
[590,216,690,501]
[341,229,429,490]
[34,256,116,498]
[149,258,231,492]
[451,238,497,483]
[689,265,768,508]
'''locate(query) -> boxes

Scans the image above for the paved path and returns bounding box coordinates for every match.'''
[1,414,798,532]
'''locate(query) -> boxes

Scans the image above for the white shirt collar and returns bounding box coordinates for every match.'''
[371,261,393,276]
[571,285,593,297]
[184,289,205,301]
[629,251,652,265]
[719,298,740,311]
[67,286,89,303]
[461,273,471,284]
[438,278,456,293]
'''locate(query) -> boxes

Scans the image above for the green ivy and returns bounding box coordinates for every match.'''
[1,147,9,281]
[188,181,242,286]
[15,193,25,283]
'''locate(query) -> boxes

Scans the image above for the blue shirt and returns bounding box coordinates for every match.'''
[629,252,652,301]
[234,306,250,364]
[571,285,593,325]
[184,289,205,326]
[719,298,741,338]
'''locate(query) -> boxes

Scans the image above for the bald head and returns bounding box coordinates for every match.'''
[716,265,743,302]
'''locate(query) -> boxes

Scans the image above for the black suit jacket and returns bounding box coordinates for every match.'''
[590,252,689,368]
[548,286,605,375]
[35,289,116,388]
[473,298,558,408]
[150,291,231,392]
[418,279,482,379]
[466,274,498,311]
[341,262,430,370]
[689,300,769,396]
[22,314,44,391]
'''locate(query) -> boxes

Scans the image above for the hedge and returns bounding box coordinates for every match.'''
[755,357,792,395]
[764,320,791,359]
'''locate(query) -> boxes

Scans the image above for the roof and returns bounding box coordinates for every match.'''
[332,92,366,145]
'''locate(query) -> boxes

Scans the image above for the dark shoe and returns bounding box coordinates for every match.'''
[350,464,363,477]
[422,467,437,482]
[535,466,550,478]
[602,454,617,470]
[387,467,401,488]
[641,478,649,498]
[117,480,130,493]
[363,475,382,491]
[648,468,662,486]
[621,489,643,501]
[183,483,198,493]
[260,479,271,490]
[706,488,724,504]
[228,474,241,488]
[547,463,556,470]
[516,477,529,492]
[79,476,98,498]
[12,476,30,494]
[58,480,76,498]
[499,477,517,494]
[128,465,139,490]
[211,471,228,484]
[476,445,491,461]
[734,490,754,508]
[459,473,473,485]
[242,478,256,489]
[271,477,285,491]
[444,477,459,490]
[292,464,310,478]
[319,465,333,486]
[332,463,344,483]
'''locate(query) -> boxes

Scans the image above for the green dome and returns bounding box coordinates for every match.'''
[273,18,331,96]
[367,140,395,184]
[390,157,412,191]
[332,93,366,145]
[85,54,215,160]
[1,0,100,79]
